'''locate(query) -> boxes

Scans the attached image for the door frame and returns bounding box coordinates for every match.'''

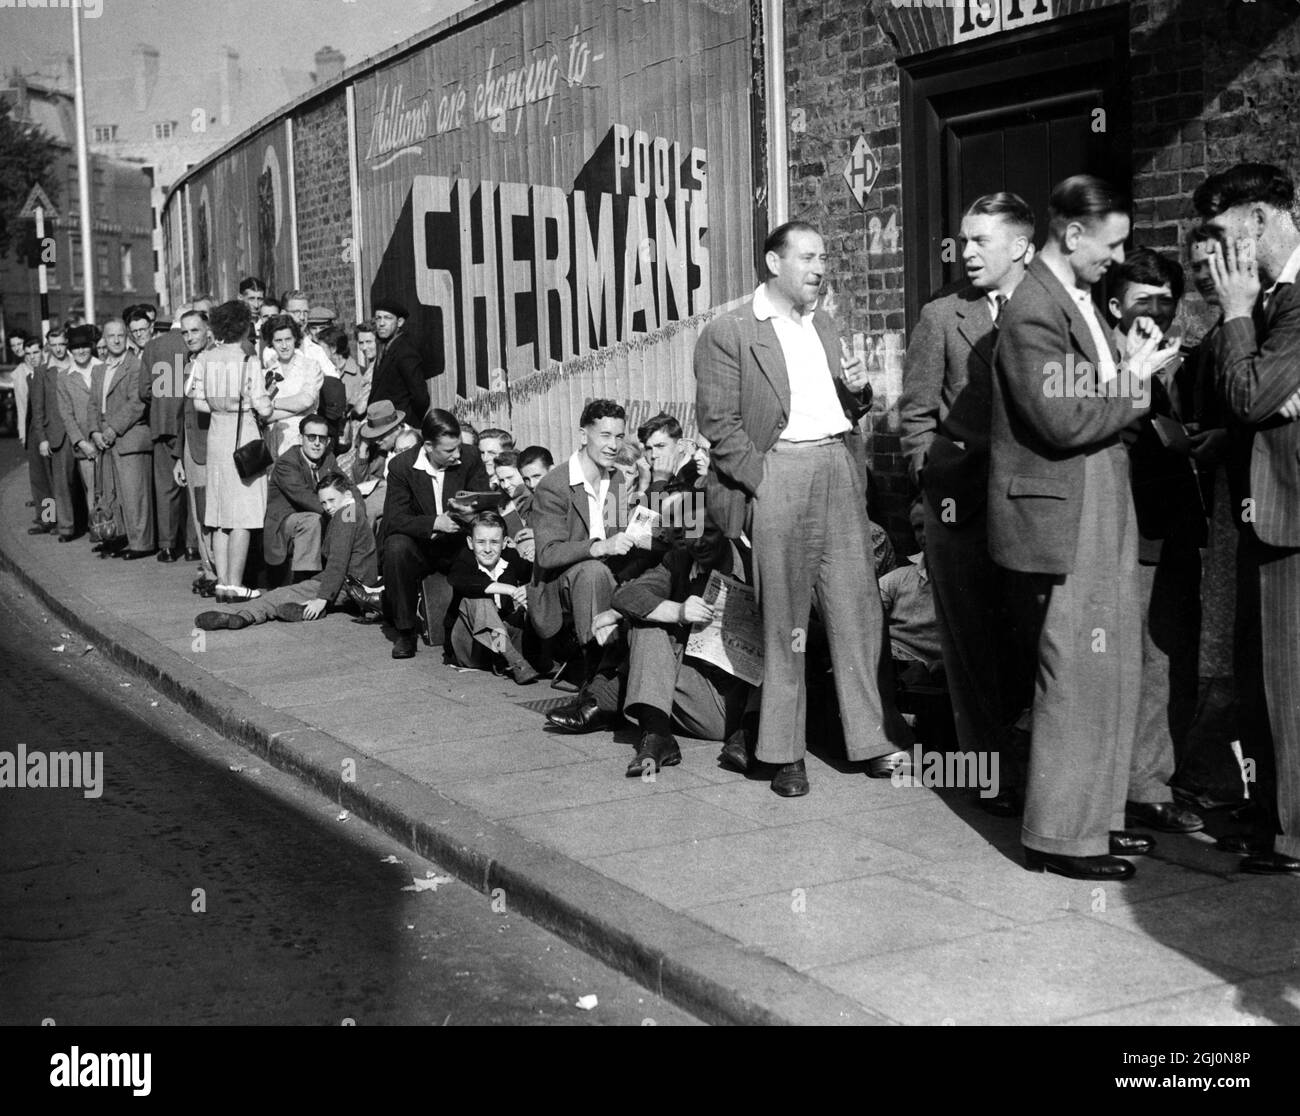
[898,6,1131,331]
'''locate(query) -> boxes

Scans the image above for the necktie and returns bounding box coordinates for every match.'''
[992,294,1007,326]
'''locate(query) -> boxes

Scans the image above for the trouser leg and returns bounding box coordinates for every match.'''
[382,534,435,632]
[50,446,76,536]
[286,511,324,572]
[1257,543,1300,858]
[115,450,156,551]
[559,559,617,645]
[154,438,184,551]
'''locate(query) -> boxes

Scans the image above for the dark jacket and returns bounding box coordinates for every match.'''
[988,257,1146,575]
[380,442,488,569]
[318,496,378,602]
[694,294,871,539]
[141,330,188,441]
[368,332,429,420]
[448,546,532,624]
[613,540,740,624]
[31,363,68,450]
[898,285,997,523]
[88,353,152,455]
[264,444,337,564]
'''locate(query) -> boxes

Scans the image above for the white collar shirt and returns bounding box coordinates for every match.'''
[568,451,611,541]
[1265,241,1300,310]
[752,284,850,441]
[478,556,510,608]
[1048,269,1119,383]
[414,446,447,515]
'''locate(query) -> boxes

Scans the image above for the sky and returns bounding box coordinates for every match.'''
[0,0,472,88]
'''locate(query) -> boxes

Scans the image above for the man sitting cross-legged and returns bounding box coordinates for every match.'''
[196,471,377,629]
[610,509,758,776]
[447,511,543,685]
[264,413,336,581]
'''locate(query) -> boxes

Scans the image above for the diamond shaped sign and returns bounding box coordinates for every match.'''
[19,184,59,220]
[842,135,879,210]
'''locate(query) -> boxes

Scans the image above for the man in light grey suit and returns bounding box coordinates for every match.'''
[88,319,155,558]
[1198,162,1300,875]
[695,221,912,797]
[989,176,1177,881]
[899,192,1036,817]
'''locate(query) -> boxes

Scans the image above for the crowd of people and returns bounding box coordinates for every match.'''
[9,159,1300,881]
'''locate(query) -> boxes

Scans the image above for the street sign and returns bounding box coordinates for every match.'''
[19,184,59,220]
[843,135,879,210]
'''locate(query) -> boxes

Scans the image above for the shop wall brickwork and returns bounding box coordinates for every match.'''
[291,93,357,324]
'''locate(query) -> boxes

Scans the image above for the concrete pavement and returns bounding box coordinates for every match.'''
[3,463,1298,1026]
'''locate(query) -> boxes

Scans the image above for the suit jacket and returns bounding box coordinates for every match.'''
[1214,279,1300,548]
[694,292,872,538]
[141,330,188,441]
[56,364,97,451]
[988,257,1145,575]
[448,546,532,624]
[263,444,337,564]
[898,285,997,523]
[613,539,740,623]
[89,353,151,455]
[380,442,488,568]
[368,332,429,420]
[317,496,379,602]
[30,363,67,450]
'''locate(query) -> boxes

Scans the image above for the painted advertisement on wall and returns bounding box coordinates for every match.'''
[351,0,757,453]
[183,122,294,306]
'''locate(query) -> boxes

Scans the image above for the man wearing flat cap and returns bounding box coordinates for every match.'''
[368,298,429,422]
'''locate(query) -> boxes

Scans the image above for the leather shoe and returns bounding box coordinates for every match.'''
[27,524,52,535]
[344,575,384,617]
[121,549,157,560]
[625,731,682,777]
[546,695,619,734]
[771,759,809,797]
[1125,800,1204,833]
[183,547,201,562]
[1024,848,1136,880]
[978,786,1023,817]
[866,749,912,779]
[1240,851,1300,875]
[1218,832,1272,856]
[156,547,179,563]
[718,727,754,774]
[1109,830,1155,856]
[195,611,253,631]
[391,630,418,659]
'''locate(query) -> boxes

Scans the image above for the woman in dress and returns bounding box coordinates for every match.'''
[189,300,272,602]
[259,313,323,458]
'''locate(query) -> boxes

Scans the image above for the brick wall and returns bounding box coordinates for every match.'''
[786,0,1300,546]
[291,92,357,324]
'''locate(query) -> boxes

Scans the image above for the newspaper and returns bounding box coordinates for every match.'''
[685,571,763,686]
[624,504,660,550]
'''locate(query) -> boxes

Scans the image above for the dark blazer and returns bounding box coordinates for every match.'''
[1214,279,1300,548]
[898,285,997,523]
[613,539,740,623]
[31,363,68,450]
[448,546,532,624]
[381,442,488,567]
[694,293,872,538]
[141,330,188,441]
[263,444,337,564]
[988,257,1145,575]
[317,496,379,602]
[368,332,429,421]
[89,353,152,455]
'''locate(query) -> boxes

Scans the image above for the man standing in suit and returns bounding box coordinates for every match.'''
[88,319,156,558]
[136,307,190,561]
[367,299,430,422]
[1198,162,1300,875]
[990,176,1177,881]
[32,334,75,541]
[695,220,911,797]
[899,192,1036,816]
[382,407,488,659]
[14,336,56,534]
[264,414,337,579]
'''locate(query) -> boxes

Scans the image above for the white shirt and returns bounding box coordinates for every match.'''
[263,335,334,380]
[568,451,611,541]
[987,291,1009,323]
[1265,241,1300,309]
[413,446,446,515]
[1047,269,1118,383]
[478,557,510,609]
[752,284,851,441]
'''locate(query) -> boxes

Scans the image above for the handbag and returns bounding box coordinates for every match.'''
[232,375,274,480]
[88,452,127,545]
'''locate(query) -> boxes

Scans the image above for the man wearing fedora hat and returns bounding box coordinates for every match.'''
[368,299,430,422]
[338,399,412,528]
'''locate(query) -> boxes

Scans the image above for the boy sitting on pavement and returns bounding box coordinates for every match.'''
[195,472,377,629]
[446,511,542,684]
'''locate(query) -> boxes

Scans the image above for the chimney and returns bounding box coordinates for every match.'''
[313,46,345,86]
[133,44,159,112]
[219,47,239,127]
